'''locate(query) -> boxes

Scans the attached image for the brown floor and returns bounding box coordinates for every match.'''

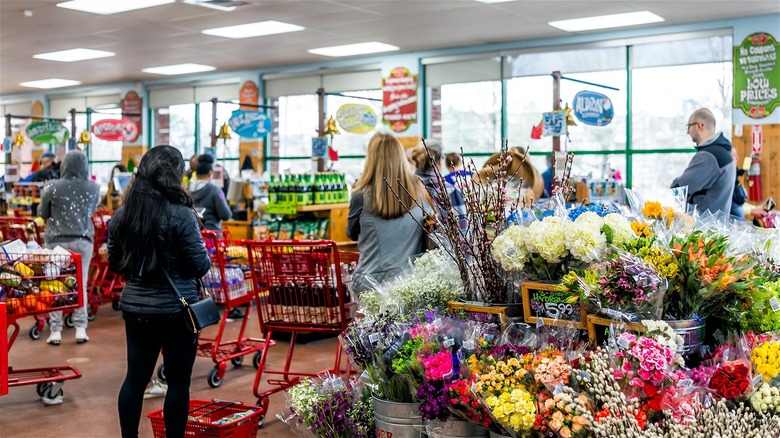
[1,305,343,437]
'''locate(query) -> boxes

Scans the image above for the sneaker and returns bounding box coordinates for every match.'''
[75,327,89,344]
[144,379,168,399]
[226,308,244,321]
[46,331,61,346]
[41,394,64,406]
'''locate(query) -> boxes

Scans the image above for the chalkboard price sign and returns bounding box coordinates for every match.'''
[521,281,587,329]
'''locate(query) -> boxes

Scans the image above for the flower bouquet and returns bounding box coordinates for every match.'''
[535,386,593,437]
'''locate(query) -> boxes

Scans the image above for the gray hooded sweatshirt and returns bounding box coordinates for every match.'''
[188,179,232,231]
[39,151,100,244]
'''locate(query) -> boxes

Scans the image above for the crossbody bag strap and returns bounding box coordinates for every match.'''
[161,267,190,309]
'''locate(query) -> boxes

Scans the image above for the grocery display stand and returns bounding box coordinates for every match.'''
[1,248,84,403]
[157,231,275,388]
[244,239,357,421]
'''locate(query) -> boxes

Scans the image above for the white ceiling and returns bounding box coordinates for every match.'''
[0,0,778,96]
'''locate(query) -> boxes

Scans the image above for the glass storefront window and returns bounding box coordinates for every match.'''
[276,94,319,159]
[439,81,502,154]
[198,101,241,178]
[159,104,196,160]
[630,153,694,200]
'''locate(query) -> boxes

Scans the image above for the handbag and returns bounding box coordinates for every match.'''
[162,268,220,333]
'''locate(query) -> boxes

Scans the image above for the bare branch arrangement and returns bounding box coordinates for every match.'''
[385,139,527,304]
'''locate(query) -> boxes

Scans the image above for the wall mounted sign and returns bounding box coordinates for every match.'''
[382,67,418,133]
[239,80,259,110]
[573,90,614,126]
[228,110,270,138]
[336,104,377,134]
[92,118,139,142]
[542,111,566,137]
[734,32,779,119]
[120,91,142,142]
[25,121,69,145]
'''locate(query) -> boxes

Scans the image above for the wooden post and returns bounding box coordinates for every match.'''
[210,98,218,148]
[316,88,326,172]
[552,71,561,152]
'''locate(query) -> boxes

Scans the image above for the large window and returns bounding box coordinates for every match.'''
[199,101,241,178]
[81,107,123,190]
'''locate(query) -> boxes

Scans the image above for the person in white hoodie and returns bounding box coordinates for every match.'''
[187,154,232,231]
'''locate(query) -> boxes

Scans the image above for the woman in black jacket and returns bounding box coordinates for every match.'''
[109,145,211,438]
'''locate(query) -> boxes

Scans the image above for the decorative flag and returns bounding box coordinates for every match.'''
[530,119,543,140]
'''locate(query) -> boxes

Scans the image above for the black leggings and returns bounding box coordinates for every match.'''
[118,311,198,438]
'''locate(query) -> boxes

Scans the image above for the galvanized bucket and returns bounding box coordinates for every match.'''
[426,419,489,438]
[666,319,705,356]
[373,396,423,438]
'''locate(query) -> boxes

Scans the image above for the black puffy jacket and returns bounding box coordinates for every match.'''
[108,203,211,314]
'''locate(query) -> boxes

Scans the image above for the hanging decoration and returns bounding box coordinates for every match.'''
[25,121,69,145]
[78,129,91,145]
[572,91,614,126]
[336,103,377,134]
[12,132,26,148]
[92,118,138,142]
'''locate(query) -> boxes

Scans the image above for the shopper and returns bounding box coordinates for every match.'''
[347,132,428,294]
[411,139,467,231]
[110,145,211,438]
[443,152,472,186]
[187,154,232,231]
[39,150,99,348]
[671,108,735,214]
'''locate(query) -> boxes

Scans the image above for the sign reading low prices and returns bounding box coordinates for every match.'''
[228,110,270,138]
[92,118,139,142]
[336,104,377,134]
[573,90,614,126]
[734,32,779,119]
[382,67,418,133]
[25,121,69,145]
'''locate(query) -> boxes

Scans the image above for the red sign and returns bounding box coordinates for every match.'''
[752,125,763,153]
[382,67,418,133]
[92,118,139,142]
[239,80,259,110]
[120,91,142,142]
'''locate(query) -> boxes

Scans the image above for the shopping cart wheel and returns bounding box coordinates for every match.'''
[256,396,269,428]
[230,356,244,367]
[64,314,74,328]
[156,364,166,382]
[29,324,42,340]
[207,368,223,388]
[42,386,63,402]
[36,382,52,397]
[111,300,121,311]
[252,351,262,369]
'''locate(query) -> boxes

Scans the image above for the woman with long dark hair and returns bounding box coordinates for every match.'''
[109,145,210,438]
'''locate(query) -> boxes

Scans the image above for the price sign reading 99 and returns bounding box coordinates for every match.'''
[529,290,581,322]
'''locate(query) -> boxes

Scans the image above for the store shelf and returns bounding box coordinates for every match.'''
[259,203,350,214]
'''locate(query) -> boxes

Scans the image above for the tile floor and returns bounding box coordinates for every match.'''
[1,305,342,437]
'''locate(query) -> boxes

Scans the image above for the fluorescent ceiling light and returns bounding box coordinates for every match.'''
[33,48,115,62]
[56,0,175,15]
[308,42,399,57]
[142,63,217,75]
[549,11,664,32]
[19,78,81,89]
[183,0,245,12]
[474,0,518,3]
[202,20,304,39]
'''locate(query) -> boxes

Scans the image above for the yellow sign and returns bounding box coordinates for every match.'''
[336,104,377,134]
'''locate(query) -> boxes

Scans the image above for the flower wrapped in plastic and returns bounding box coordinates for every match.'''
[706,340,754,401]
[751,337,780,383]
[535,385,594,437]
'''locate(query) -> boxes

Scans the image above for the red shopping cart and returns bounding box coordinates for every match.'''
[0,246,84,403]
[156,231,274,388]
[148,399,264,438]
[243,240,357,422]
[0,216,44,245]
[87,209,124,313]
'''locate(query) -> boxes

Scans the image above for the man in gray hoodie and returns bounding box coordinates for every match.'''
[671,108,736,214]
[187,154,232,231]
[39,151,100,346]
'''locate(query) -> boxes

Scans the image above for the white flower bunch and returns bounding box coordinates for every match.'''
[566,212,607,262]
[603,213,634,246]
[492,224,529,271]
[641,320,685,366]
[751,382,780,413]
[525,216,570,264]
[286,378,322,426]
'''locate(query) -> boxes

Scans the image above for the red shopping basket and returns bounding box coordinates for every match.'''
[148,399,263,438]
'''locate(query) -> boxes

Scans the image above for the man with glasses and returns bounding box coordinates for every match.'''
[671,108,735,214]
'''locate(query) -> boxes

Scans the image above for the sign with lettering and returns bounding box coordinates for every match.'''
[120,91,142,142]
[542,111,566,137]
[573,91,614,126]
[228,110,270,138]
[239,80,259,110]
[382,67,418,133]
[734,32,779,119]
[25,121,69,145]
[336,103,377,134]
[521,281,586,329]
[91,118,139,142]
[586,315,644,348]
[312,137,328,158]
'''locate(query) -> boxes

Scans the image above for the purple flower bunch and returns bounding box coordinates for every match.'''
[599,258,660,307]
[341,312,394,370]
[489,344,532,359]
[416,380,451,421]
[310,388,357,438]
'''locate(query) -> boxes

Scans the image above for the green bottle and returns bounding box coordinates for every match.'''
[315,174,326,205]
[269,175,277,205]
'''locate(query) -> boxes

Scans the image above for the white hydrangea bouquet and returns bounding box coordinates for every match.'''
[492,210,633,281]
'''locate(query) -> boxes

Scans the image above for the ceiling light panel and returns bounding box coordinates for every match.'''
[549,11,664,32]
[19,78,82,89]
[308,42,400,57]
[56,0,175,15]
[202,20,305,39]
[474,0,519,3]
[141,63,217,75]
[33,48,115,63]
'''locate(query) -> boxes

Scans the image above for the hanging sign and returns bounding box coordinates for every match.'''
[734,32,779,119]
[25,121,69,145]
[573,90,614,126]
[382,67,418,133]
[92,118,139,142]
[336,104,377,134]
[120,91,143,142]
[312,137,328,158]
[228,110,270,138]
[542,111,566,137]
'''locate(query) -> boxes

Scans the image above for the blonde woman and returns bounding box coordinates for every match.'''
[347,132,427,294]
